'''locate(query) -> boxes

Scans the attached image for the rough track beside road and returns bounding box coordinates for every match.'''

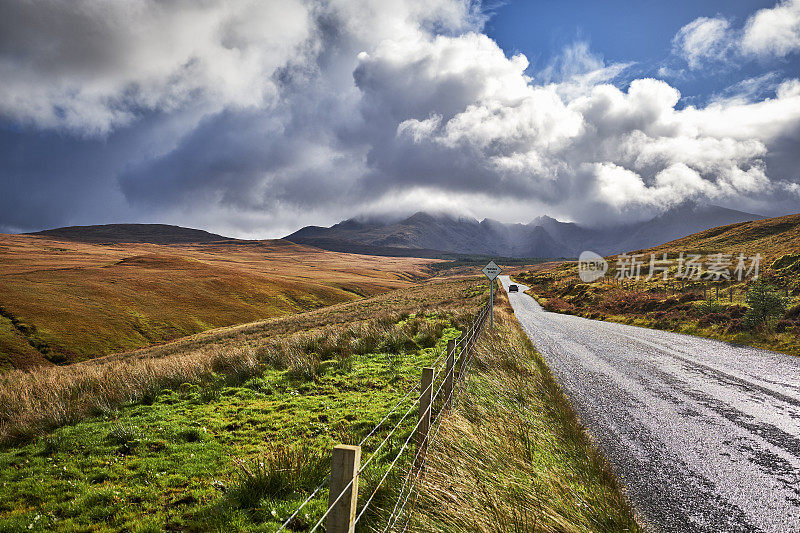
[499,276,800,533]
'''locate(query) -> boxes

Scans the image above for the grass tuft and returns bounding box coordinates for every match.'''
[229,444,329,509]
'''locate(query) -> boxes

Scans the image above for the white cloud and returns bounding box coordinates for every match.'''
[672,16,735,69]
[538,41,632,101]
[672,0,800,69]
[1,0,800,234]
[742,0,800,58]
[0,0,317,135]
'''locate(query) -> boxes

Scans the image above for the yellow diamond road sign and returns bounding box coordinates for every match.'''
[482,260,501,280]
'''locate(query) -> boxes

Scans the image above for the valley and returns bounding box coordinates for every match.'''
[0,230,435,370]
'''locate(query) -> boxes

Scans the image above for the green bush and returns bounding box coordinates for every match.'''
[744,279,788,330]
[697,299,726,315]
[229,445,328,509]
[107,422,141,453]
[40,433,66,456]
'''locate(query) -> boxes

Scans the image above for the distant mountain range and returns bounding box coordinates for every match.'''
[21,203,765,259]
[285,203,765,259]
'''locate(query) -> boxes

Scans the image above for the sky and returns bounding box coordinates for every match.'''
[1,0,799,238]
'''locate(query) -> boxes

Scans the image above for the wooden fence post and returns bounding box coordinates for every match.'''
[444,339,455,410]
[327,444,361,533]
[416,367,434,468]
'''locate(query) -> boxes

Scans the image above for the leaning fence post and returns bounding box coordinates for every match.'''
[416,367,434,468]
[455,335,465,381]
[327,444,361,533]
[444,339,455,410]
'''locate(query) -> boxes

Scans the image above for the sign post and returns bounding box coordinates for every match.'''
[482,260,502,328]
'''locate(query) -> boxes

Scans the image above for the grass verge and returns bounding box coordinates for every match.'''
[396,287,641,532]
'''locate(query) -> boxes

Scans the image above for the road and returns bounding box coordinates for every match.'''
[498,276,800,533]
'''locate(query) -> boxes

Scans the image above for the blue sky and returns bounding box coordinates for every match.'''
[489,1,772,62]
[487,0,794,104]
[1,0,799,237]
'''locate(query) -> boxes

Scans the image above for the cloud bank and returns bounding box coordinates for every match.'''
[673,0,800,69]
[1,0,799,236]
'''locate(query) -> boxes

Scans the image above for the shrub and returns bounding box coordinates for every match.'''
[785,304,800,320]
[543,298,575,314]
[697,299,726,315]
[744,280,788,329]
[107,422,141,451]
[229,444,328,508]
[698,313,728,327]
[727,305,748,319]
[775,319,795,333]
[771,253,800,270]
[678,291,702,303]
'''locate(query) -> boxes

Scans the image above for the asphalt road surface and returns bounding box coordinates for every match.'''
[499,276,800,533]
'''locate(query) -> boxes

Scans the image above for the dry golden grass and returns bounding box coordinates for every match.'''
[514,212,800,357]
[642,212,800,264]
[0,234,438,369]
[402,290,641,532]
[0,277,484,445]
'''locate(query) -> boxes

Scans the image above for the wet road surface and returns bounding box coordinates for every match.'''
[499,276,800,533]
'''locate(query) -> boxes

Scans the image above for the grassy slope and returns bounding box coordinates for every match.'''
[411,288,640,532]
[645,212,800,263]
[0,278,481,532]
[0,278,639,532]
[0,234,435,368]
[514,212,800,356]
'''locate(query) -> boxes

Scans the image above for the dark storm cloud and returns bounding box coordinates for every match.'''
[1,0,799,237]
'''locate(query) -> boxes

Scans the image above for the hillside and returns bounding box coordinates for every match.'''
[644,212,800,263]
[514,212,800,356]
[30,223,230,244]
[286,203,763,259]
[0,277,639,531]
[0,234,436,370]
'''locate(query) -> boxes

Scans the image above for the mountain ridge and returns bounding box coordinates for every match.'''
[286,203,766,259]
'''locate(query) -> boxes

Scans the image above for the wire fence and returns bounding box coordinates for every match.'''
[276,299,491,532]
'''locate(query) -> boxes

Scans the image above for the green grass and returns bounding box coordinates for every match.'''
[0,278,640,532]
[0,314,462,532]
[407,293,641,532]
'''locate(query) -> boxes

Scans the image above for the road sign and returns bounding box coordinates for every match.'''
[482,260,501,280]
[482,261,501,328]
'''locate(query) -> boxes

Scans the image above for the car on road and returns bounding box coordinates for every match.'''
[508,284,518,292]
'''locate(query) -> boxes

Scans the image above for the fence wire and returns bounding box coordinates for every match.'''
[277,300,490,532]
